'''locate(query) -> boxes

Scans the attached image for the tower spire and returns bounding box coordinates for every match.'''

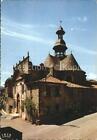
[27,51,29,57]
[53,24,67,59]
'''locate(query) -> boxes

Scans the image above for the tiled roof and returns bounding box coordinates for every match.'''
[89,80,97,88]
[65,81,88,88]
[60,53,81,71]
[34,76,89,88]
[44,53,82,71]
[44,54,60,70]
[38,75,66,84]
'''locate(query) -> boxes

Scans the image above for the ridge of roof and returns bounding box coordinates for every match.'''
[33,75,91,88]
[39,75,65,84]
[44,54,60,68]
[60,53,81,71]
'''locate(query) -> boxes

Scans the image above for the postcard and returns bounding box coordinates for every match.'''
[1,0,97,140]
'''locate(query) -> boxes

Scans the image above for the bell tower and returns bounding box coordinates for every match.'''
[53,23,67,60]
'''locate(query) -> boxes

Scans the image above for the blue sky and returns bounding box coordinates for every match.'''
[1,0,97,86]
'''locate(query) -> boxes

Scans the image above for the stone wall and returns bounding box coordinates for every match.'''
[38,83,97,122]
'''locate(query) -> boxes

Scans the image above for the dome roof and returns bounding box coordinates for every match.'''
[60,53,81,71]
[53,25,67,53]
[54,39,67,49]
[56,26,65,35]
[5,77,13,82]
[5,77,13,86]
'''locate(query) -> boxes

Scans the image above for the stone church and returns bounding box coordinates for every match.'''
[5,26,97,123]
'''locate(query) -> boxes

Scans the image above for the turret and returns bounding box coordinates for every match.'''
[53,25,67,60]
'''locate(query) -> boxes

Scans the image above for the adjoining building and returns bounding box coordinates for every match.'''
[5,26,97,123]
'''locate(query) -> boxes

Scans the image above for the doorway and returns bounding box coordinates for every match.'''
[16,93,20,113]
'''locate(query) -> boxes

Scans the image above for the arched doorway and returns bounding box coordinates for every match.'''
[16,94,20,113]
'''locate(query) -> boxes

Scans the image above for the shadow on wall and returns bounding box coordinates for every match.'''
[39,108,97,125]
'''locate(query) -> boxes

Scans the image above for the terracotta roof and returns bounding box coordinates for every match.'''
[89,80,97,88]
[89,80,97,84]
[34,76,90,88]
[42,76,88,88]
[64,81,88,88]
[60,53,81,71]
[93,85,97,88]
[39,75,65,84]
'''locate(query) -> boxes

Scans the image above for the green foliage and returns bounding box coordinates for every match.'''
[24,98,37,122]
[24,98,36,115]
[0,91,8,110]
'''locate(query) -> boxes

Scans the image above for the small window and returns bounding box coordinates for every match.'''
[56,52,60,57]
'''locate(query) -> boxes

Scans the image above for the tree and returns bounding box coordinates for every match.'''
[0,90,8,110]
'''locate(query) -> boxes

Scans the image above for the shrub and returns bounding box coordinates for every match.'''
[24,98,36,116]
